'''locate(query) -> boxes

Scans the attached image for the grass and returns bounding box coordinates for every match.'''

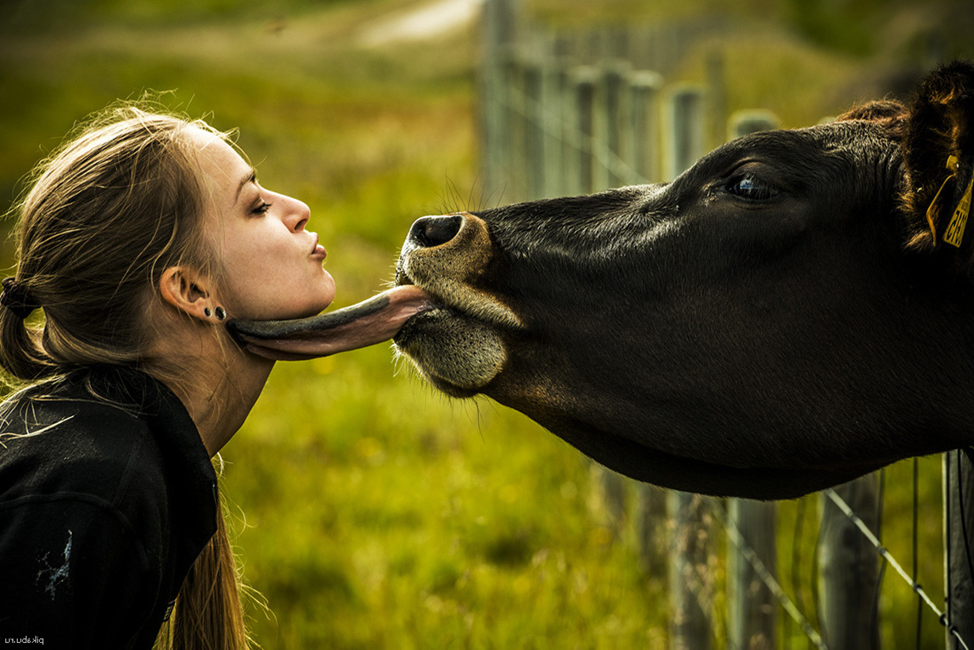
[229,341,672,647]
[0,0,970,647]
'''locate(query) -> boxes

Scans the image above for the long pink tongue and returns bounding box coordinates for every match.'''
[228,285,433,360]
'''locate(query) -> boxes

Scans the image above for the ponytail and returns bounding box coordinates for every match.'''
[0,295,53,382]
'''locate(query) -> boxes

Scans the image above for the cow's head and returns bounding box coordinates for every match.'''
[233,62,974,499]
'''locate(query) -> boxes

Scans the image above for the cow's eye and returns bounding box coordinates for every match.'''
[725,173,777,201]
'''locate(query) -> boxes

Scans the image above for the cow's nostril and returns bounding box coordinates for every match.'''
[409,214,463,248]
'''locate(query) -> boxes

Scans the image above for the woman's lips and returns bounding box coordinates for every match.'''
[311,233,327,259]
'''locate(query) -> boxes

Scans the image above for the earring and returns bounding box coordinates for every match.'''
[214,307,226,321]
[204,307,212,318]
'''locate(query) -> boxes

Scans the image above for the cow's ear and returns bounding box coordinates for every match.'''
[902,61,974,251]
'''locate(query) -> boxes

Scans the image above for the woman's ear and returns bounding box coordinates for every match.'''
[159,266,218,322]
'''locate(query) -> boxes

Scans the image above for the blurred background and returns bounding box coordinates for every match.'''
[2,0,974,647]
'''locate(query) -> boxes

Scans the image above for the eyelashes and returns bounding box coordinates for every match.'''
[252,199,272,215]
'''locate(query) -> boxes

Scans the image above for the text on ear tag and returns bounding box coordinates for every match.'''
[944,170,973,248]
[927,156,959,241]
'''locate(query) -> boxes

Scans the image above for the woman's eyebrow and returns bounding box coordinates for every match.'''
[233,169,257,206]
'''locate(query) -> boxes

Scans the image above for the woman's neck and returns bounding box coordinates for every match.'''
[145,323,274,457]
[180,351,274,456]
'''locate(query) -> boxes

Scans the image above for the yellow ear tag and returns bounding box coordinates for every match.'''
[927,156,957,242]
[943,159,973,248]
[926,155,959,242]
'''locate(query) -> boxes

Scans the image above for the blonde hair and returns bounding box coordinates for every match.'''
[1,105,252,649]
[0,106,219,378]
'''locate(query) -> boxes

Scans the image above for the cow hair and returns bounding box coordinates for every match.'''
[900,60,974,266]
[836,99,908,129]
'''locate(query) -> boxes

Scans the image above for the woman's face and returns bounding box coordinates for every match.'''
[188,127,336,320]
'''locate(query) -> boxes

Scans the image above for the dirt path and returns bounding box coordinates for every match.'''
[358,0,483,47]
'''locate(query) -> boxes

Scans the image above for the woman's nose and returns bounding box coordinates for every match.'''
[283,195,312,232]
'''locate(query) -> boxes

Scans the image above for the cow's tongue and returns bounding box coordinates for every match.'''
[228,285,433,361]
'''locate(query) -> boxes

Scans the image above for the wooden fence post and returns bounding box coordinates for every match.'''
[726,108,780,650]
[665,84,712,650]
[597,59,631,189]
[506,52,530,202]
[588,464,628,539]
[818,474,881,650]
[521,57,545,200]
[482,0,520,51]
[726,109,780,142]
[540,59,569,199]
[636,482,668,576]
[728,499,778,650]
[706,50,727,152]
[585,60,635,541]
[663,85,707,182]
[668,491,714,650]
[625,75,663,559]
[944,449,974,648]
[627,70,663,185]
[568,66,599,195]
[480,0,520,201]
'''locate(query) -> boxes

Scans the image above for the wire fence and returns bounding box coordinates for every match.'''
[477,1,974,647]
[823,487,970,650]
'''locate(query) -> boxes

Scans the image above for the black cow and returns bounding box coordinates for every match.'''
[232,61,974,500]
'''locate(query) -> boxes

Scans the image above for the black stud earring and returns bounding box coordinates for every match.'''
[204,307,212,318]
[214,307,226,321]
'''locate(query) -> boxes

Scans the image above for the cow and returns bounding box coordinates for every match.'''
[231,61,974,500]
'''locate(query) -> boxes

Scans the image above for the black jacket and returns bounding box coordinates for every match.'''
[0,366,218,648]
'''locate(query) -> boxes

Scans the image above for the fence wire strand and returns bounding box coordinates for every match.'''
[823,487,971,650]
[494,71,651,188]
[710,499,828,650]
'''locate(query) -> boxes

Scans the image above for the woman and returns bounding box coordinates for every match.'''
[0,106,341,648]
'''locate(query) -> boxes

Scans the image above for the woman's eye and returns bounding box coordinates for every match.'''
[725,173,777,201]
[252,200,272,215]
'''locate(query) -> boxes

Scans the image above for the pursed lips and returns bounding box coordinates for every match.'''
[310,233,327,259]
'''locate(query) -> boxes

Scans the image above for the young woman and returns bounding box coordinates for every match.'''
[0,106,346,648]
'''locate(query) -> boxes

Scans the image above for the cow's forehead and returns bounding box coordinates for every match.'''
[706,120,896,170]
[676,119,902,199]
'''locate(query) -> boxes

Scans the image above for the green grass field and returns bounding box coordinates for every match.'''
[1,0,972,647]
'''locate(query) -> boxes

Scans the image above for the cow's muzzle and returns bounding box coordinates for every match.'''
[392,212,521,395]
[395,212,521,331]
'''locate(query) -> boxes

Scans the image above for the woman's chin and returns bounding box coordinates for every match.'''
[233,296,335,322]
[280,277,336,319]
[230,273,336,321]
[317,272,337,311]
[276,299,334,320]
